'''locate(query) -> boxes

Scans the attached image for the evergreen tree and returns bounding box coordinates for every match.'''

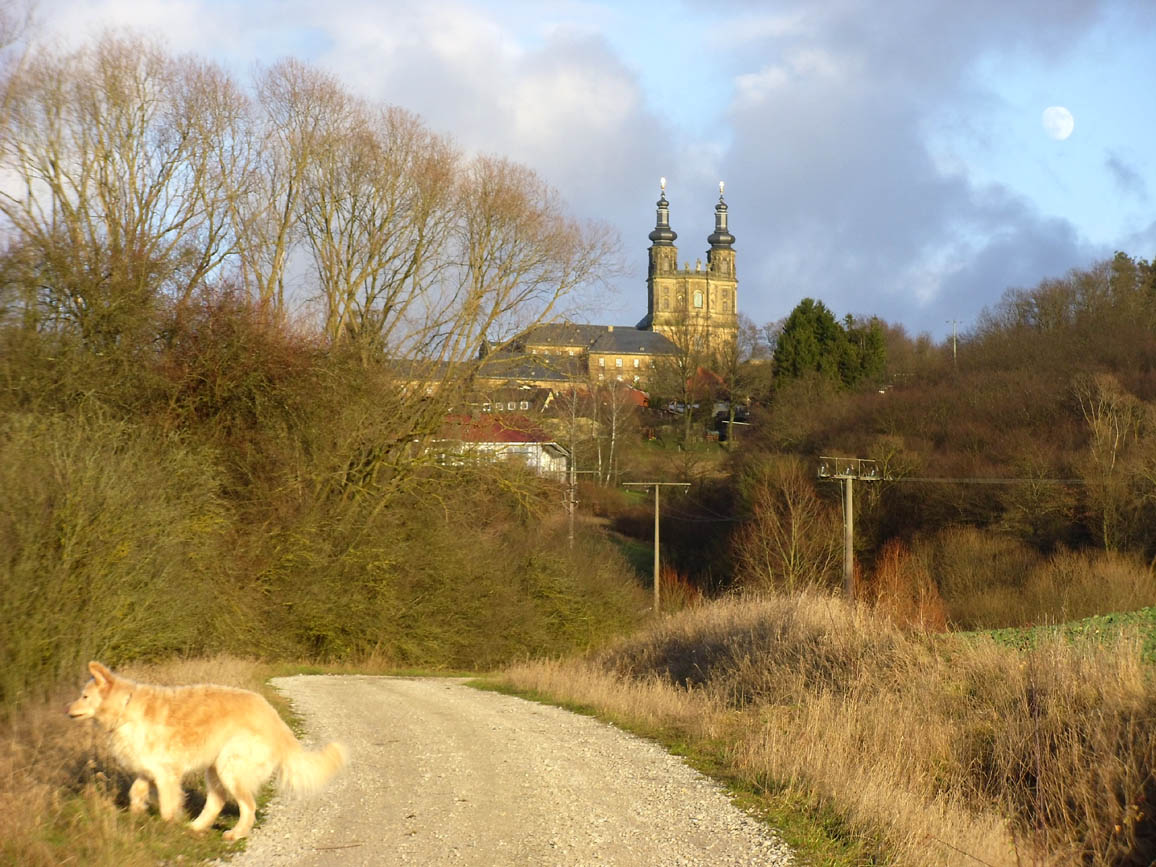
[774,299,885,388]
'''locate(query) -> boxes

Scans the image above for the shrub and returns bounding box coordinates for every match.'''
[0,410,230,712]
[865,538,948,631]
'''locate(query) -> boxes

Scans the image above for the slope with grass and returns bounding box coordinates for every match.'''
[500,594,1156,867]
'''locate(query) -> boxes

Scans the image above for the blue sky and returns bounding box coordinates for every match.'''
[24,0,1156,341]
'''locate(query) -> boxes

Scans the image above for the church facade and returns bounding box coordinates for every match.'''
[480,182,738,391]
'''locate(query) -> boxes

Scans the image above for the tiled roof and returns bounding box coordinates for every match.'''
[519,323,608,348]
[588,328,678,355]
[441,414,553,444]
[477,354,581,382]
[519,321,679,357]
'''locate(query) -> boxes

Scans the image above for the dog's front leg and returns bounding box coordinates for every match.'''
[128,777,151,814]
[154,772,184,822]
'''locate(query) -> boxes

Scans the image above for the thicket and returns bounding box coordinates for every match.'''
[712,253,1156,627]
[0,34,643,712]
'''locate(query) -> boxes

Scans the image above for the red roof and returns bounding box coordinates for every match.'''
[441,414,553,444]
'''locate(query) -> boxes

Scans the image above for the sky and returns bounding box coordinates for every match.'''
[20,0,1156,341]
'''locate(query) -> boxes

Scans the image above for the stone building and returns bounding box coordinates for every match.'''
[636,179,738,356]
[482,181,739,391]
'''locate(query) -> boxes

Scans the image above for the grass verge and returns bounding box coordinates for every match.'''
[493,592,1156,867]
[0,657,282,866]
[471,677,885,865]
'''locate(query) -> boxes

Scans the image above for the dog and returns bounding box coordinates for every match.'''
[67,661,347,840]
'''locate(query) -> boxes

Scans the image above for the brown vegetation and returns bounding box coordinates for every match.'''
[503,593,1156,866]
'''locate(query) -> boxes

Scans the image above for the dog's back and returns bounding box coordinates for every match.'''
[69,661,346,840]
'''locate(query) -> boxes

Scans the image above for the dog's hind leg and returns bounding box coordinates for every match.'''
[128,777,151,814]
[215,739,276,841]
[189,767,227,833]
[219,777,257,842]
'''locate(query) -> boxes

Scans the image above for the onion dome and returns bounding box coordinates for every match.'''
[648,178,677,246]
[707,181,735,249]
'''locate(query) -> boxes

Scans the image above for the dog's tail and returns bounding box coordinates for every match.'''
[278,741,348,797]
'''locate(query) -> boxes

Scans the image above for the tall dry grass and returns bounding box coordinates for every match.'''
[912,527,1156,629]
[502,593,1156,866]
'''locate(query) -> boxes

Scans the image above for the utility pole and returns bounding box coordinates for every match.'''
[567,454,576,549]
[946,320,960,370]
[818,458,883,600]
[623,481,690,612]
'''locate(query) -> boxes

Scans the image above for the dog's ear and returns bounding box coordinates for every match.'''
[88,661,113,687]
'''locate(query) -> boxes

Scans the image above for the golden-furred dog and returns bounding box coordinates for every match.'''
[68,661,347,840]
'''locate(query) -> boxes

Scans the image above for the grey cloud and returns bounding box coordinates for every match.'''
[1105,152,1148,200]
[705,0,1123,337]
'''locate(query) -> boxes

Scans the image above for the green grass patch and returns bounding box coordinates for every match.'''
[979,606,1156,661]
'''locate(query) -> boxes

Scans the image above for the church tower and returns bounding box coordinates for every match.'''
[642,180,738,353]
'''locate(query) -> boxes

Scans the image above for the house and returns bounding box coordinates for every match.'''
[432,414,570,480]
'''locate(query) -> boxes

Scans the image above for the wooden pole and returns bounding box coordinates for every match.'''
[843,475,854,600]
[622,481,690,614]
[653,484,661,611]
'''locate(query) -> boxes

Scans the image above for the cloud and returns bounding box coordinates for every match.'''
[709,0,1116,335]
[22,0,1156,338]
[1105,151,1148,200]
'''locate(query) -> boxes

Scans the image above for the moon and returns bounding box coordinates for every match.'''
[1042,106,1075,141]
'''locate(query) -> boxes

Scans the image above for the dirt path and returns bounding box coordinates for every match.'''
[222,675,793,866]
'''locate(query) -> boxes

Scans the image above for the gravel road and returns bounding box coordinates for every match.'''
[221,675,793,866]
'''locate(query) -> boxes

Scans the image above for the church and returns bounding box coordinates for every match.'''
[478,181,739,392]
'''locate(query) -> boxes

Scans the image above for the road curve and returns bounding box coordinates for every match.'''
[222,675,793,866]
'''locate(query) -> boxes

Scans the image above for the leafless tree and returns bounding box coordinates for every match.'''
[648,308,716,445]
[732,456,841,592]
[0,35,248,344]
[1073,372,1147,550]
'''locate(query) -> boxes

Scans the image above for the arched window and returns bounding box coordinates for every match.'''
[693,290,704,309]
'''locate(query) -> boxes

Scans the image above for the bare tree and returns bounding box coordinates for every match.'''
[649,308,716,446]
[301,104,456,358]
[0,35,248,344]
[732,456,841,592]
[714,313,761,446]
[1073,372,1146,550]
[591,379,639,485]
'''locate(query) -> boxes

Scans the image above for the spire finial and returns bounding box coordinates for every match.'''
[649,177,676,246]
[708,181,734,249]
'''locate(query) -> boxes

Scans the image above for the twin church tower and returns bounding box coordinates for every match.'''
[637,179,738,353]
[502,180,738,390]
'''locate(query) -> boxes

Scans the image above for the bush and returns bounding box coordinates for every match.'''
[911,528,1156,628]
[0,410,230,712]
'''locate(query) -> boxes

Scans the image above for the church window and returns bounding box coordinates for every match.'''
[694,290,704,308]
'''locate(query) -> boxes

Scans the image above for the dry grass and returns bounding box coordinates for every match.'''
[0,657,272,866]
[912,528,1156,630]
[501,593,1156,866]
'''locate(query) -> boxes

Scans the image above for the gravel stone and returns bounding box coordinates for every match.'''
[220,675,794,866]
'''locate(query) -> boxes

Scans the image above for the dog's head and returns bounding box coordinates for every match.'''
[67,661,116,720]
